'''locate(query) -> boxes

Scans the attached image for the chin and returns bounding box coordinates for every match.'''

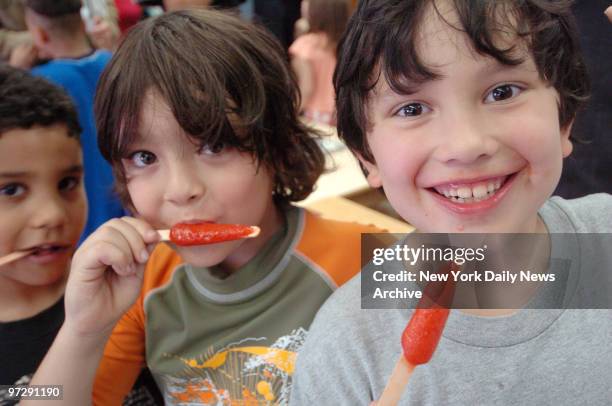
[176,246,228,268]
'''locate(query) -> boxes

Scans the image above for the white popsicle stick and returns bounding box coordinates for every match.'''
[377,357,416,406]
[0,250,33,267]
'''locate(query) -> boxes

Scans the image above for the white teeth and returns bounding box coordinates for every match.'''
[434,176,507,203]
[457,187,472,198]
[472,185,488,199]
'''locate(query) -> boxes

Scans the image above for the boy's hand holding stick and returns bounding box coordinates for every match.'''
[64,219,260,337]
[25,218,260,405]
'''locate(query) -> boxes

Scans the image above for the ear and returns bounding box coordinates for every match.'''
[27,23,49,49]
[24,10,48,46]
[355,152,383,188]
[37,26,50,45]
[560,120,574,158]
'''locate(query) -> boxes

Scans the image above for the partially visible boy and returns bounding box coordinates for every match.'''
[24,0,124,241]
[0,66,86,404]
[291,0,612,404]
[1,0,119,65]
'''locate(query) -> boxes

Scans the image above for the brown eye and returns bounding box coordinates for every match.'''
[485,84,522,103]
[200,142,225,156]
[398,103,424,117]
[130,151,157,167]
[58,176,80,191]
[0,183,25,197]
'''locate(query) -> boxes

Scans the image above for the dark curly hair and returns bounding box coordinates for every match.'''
[0,65,81,139]
[95,9,325,208]
[335,0,590,163]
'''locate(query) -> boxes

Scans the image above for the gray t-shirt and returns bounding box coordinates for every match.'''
[290,194,612,405]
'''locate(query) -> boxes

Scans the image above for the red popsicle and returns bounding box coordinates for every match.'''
[158,223,260,246]
[377,263,456,405]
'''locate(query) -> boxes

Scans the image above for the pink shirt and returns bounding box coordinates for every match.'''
[289,32,336,124]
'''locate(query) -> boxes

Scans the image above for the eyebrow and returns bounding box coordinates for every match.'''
[0,165,84,179]
[478,60,529,76]
[63,165,84,174]
[374,60,530,101]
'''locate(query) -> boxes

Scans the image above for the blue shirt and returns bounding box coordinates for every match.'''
[32,50,124,242]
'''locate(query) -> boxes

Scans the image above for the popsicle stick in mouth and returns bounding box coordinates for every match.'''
[0,250,33,267]
[158,223,260,246]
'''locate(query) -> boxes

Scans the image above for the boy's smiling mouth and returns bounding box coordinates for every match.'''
[426,171,521,213]
[431,175,507,203]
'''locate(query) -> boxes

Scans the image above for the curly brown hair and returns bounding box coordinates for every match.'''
[334,0,590,163]
[95,9,325,208]
[0,65,80,139]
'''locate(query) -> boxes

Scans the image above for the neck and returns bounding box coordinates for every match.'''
[48,34,93,59]
[0,273,66,322]
[457,227,551,316]
[221,204,284,273]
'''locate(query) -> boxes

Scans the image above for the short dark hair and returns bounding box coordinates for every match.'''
[23,0,82,17]
[95,9,325,208]
[24,0,84,38]
[0,65,81,138]
[335,0,590,163]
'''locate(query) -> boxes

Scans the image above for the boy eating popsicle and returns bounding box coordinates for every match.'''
[291,0,612,404]
[0,66,86,403]
[24,9,380,405]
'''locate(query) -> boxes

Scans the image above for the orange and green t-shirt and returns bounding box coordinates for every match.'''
[93,206,380,405]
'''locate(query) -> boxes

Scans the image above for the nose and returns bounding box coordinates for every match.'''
[433,109,499,165]
[163,160,205,206]
[30,193,68,230]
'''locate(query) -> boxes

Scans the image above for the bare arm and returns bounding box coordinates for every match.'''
[20,327,111,405]
[22,217,159,405]
[291,56,314,112]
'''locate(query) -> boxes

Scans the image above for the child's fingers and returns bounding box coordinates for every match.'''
[79,225,137,275]
[119,216,160,245]
[104,218,151,265]
[75,238,133,278]
[96,242,135,276]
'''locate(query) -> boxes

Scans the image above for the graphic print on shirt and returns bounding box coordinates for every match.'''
[163,328,308,405]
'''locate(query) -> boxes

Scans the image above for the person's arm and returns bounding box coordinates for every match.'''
[289,36,316,113]
[0,29,30,61]
[21,325,111,405]
[92,301,148,405]
[291,56,314,113]
[21,217,159,406]
[606,6,612,23]
[85,0,120,51]
[8,41,38,68]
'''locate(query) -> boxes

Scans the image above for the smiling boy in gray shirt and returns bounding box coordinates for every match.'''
[290,1,612,404]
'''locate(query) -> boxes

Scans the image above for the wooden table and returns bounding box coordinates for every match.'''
[298,121,414,233]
